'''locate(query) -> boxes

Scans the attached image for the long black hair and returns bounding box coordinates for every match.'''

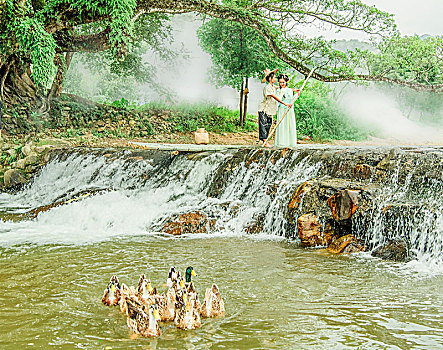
[265,72,275,82]
[277,73,289,82]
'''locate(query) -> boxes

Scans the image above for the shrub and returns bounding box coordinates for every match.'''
[137,101,257,133]
[294,82,370,141]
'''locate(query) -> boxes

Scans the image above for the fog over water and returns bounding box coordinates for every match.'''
[340,87,443,144]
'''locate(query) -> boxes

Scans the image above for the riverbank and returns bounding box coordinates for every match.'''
[2,144,442,261]
[1,91,442,191]
[1,130,442,192]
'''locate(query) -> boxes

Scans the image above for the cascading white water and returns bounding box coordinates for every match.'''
[353,154,443,267]
[0,149,320,245]
[0,147,442,270]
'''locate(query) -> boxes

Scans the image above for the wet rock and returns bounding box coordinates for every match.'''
[288,180,316,212]
[327,189,359,221]
[327,234,355,253]
[244,214,265,234]
[353,164,374,179]
[162,211,210,235]
[266,182,280,199]
[244,221,263,234]
[3,169,27,188]
[321,222,338,246]
[327,234,364,254]
[297,213,323,247]
[343,242,366,254]
[371,239,410,262]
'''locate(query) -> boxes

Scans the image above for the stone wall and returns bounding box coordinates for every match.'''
[0,140,55,191]
[1,94,172,138]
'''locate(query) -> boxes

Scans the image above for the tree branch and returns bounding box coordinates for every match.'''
[40,0,443,92]
[54,28,112,52]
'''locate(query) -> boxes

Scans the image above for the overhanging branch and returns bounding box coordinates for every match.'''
[42,0,442,92]
[54,28,112,52]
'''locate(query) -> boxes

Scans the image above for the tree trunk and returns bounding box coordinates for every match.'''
[49,52,74,99]
[239,79,244,124]
[242,77,249,126]
[0,56,37,106]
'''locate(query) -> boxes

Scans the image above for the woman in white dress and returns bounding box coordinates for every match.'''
[274,74,299,147]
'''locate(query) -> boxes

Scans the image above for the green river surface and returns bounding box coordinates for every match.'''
[1,235,442,349]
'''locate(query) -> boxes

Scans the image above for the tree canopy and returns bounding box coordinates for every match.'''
[197,15,287,124]
[0,0,442,106]
[198,18,283,91]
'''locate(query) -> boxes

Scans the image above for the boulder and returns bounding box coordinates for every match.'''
[15,159,27,169]
[21,144,33,156]
[162,211,210,235]
[371,239,409,262]
[327,189,359,221]
[327,234,364,254]
[3,169,27,188]
[6,149,16,157]
[1,143,12,151]
[35,145,52,153]
[24,154,38,166]
[297,213,322,247]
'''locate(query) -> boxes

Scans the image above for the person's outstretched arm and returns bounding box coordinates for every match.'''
[270,94,291,107]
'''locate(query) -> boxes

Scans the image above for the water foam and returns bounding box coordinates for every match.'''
[1,148,442,272]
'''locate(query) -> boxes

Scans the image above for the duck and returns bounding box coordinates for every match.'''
[154,272,186,321]
[174,288,201,330]
[183,266,201,312]
[102,275,121,306]
[126,297,162,337]
[184,266,197,290]
[149,286,176,322]
[166,266,181,289]
[137,274,157,305]
[186,280,201,314]
[119,283,138,314]
[201,284,225,318]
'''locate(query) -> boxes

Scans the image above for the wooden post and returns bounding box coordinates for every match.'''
[239,79,244,124]
[243,77,249,126]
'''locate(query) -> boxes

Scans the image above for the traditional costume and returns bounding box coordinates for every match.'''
[275,86,297,147]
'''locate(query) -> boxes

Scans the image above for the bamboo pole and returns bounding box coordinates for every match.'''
[263,67,316,146]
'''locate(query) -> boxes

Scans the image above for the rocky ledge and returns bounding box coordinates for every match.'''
[0,139,61,191]
[3,145,442,263]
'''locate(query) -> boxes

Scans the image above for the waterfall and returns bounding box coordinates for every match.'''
[0,146,442,268]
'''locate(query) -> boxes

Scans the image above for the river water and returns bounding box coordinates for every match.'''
[0,148,442,349]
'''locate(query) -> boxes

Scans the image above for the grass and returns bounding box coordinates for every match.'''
[110,100,258,134]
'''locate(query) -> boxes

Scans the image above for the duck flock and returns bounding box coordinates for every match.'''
[101,266,225,337]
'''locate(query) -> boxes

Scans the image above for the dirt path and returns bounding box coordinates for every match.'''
[71,131,442,148]
[4,131,442,150]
